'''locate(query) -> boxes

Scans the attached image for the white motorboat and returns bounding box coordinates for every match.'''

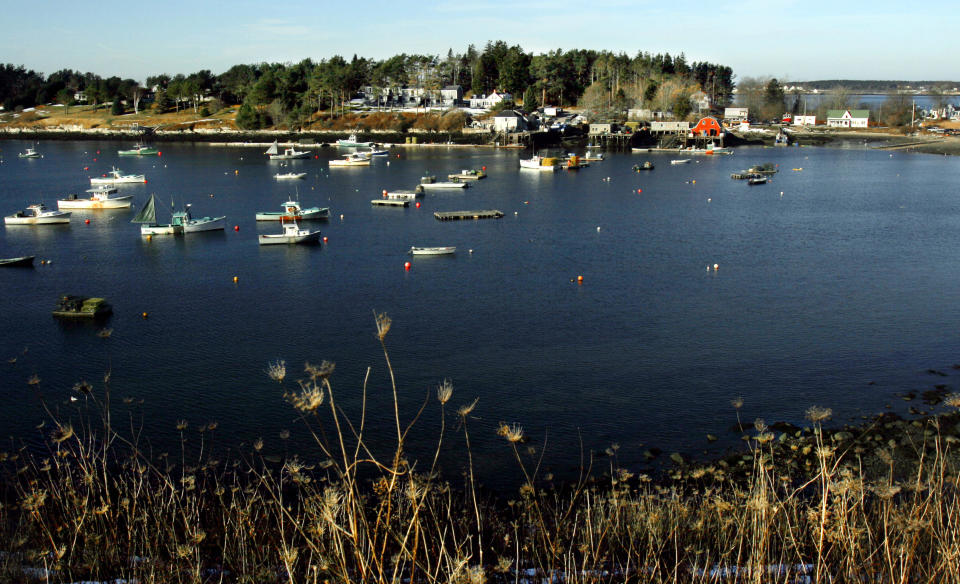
[255,200,329,221]
[338,133,373,147]
[265,141,311,160]
[90,167,146,184]
[448,169,486,180]
[118,143,159,156]
[329,152,371,167]
[132,194,178,235]
[409,246,456,256]
[274,172,307,180]
[419,175,467,189]
[519,155,558,170]
[381,189,422,200]
[258,218,321,245]
[57,188,134,209]
[18,147,41,159]
[670,159,691,165]
[172,204,226,233]
[582,152,604,161]
[366,148,388,156]
[5,203,71,225]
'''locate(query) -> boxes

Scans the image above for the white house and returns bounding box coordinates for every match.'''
[491,109,528,132]
[826,109,869,128]
[724,107,749,122]
[469,90,513,110]
[793,115,817,127]
[690,91,711,114]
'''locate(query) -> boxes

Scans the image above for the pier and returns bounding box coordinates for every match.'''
[434,210,504,221]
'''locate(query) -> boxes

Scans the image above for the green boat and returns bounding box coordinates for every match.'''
[52,295,112,319]
[118,143,159,156]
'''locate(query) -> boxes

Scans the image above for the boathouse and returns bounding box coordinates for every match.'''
[826,110,869,128]
[690,116,724,137]
[724,107,749,122]
[793,115,817,126]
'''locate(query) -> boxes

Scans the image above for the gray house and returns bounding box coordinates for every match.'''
[440,85,463,106]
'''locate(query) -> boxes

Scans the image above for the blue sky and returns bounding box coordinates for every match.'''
[4,0,957,83]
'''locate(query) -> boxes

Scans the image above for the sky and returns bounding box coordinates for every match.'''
[3,0,958,84]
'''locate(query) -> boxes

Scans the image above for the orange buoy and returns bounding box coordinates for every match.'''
[141,312,148,319]
[233,276,238,283]
[83,166,89,170]
[322,236,328,243]
[404,262,411,270]
[637,188,642,193]
[577,275,584,284]
[382,189,388,197]
[84,219,90,224]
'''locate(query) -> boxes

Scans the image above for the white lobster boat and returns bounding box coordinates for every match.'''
[57,188,133,209]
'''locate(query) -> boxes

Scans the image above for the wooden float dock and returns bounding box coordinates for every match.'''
[434,210,504,221]
[371,199,409,207]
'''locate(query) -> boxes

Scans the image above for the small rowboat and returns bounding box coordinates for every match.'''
[409,246,456,256]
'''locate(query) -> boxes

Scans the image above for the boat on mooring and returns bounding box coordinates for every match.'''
[519,155,558,171]
[172,204,226,233]
[57,187,134,209]
[448,169,487,181]
[5,203,71,225]
[337,133,373,148]
[118,143,159,156]
[132,194,177,235]
[409,246,456,256]
[633,161,655,171]
[258,217,321,245]
[329,152,371,167]
[18,147,41,159]
[265,141,311,160]
[255,200,329,221]
[90,167,146,185]
[274,172,307,180]
[0,256,35,267]
[419,175,468,189]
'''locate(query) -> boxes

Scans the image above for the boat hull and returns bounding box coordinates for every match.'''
[90,176,145,184]
[419,182,468,189]
[258,231,321,245]
[256,207,329,221]
[57,195,134,209]
[141,224,179,235]
[118,149,159,156]
[182,216,226,233]
[5,214,71,225]
[329,160,370,166]
[0,256,35,267]
[410,247,456,255]
[275,173,307,180]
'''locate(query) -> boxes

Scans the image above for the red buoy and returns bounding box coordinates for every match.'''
[323,236,328,243]
[85,219,90,224]
[158,151,162,157]
[415,201,421,208]
[482,166,486,171]
[234,225,239,231]
[637,188,643,193]
[404,262,411,270]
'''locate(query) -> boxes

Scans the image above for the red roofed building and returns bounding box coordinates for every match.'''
[691,116,724,137]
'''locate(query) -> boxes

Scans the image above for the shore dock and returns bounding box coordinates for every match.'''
[434,210,504,221]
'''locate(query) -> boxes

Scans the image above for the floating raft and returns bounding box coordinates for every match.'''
[434,210,504,221]
[371,199,409,207]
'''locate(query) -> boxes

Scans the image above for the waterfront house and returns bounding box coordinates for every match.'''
[690,116,724,137]
[724,107,749,123]
[589,122,618,135]
[492,110,528,132]
[469,90,513,110]
[650,121,691,135]
[826,109,869,128]
[793,115,817,126]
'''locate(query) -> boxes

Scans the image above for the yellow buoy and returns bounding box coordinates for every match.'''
[233,276,239,283]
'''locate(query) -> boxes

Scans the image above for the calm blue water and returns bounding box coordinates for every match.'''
[2,140,960,483]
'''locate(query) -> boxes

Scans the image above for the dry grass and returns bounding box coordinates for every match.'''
[3,316,960,583]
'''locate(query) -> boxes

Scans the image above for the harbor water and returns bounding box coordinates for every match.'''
[2,140,960,483]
